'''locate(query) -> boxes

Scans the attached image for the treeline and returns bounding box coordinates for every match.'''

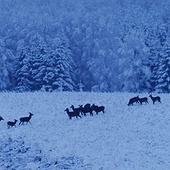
[0,0,170,92]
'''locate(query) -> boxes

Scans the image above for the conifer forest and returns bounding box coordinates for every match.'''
[0,0,170,93]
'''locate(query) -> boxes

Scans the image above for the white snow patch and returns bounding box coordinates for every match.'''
[0,92,170,170]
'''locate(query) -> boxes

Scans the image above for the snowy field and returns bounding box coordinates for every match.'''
[0,92,170,170]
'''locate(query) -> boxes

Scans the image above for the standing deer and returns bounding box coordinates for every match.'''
[79,105,93,116]
[65,108,81,119]
[19,112,34,125]
[137,96,148,105]
[91,104,105,115]
[149,94,161,104]
[7,119,18,128]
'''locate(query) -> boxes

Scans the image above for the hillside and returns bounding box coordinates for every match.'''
[0,92,169,170]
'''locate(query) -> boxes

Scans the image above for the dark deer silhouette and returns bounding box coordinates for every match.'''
[70,105,81,115]
[137,96,148,105]
[84,103,91,108]
[128,96,139,106]
[65,108,81,120]
[91,104,105,115]
[79,105,93,116]
[149,94,161,104]
[0,116,4,121]
[19,112,33,125]
[7,119,17,128]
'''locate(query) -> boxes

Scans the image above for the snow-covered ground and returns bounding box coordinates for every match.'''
[0,92,170,170]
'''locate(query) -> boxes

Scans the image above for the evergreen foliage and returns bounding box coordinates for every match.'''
[0,0,170,92]
[0,39,15,91]
[155,46,170,92]
[14,31,75,92]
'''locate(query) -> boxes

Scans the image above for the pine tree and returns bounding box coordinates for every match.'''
[14,46,32,91]
[148,23,169,92]
[0,39,15,91]
[42,34,75,91]
[117,27,150,92]
[155,46,170,93]
[14,33,48,91]
[78,80,84,92]
[148,47,160,92]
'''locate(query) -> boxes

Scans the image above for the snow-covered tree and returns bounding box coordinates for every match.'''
[42,34,75,91]
[155,46,170,93]
[118,27,150,92]
[29,33,48,91]
[78,80,84,92]
[14,45,32,91]
[14,33,48,91]
[1,0,170,92]
[14,27,76,92]
[0,38,15,91]
[147,22,170,92]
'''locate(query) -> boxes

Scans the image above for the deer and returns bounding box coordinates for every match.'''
[91,104,105,115]
[70,105,81,115]
[84,103,91,108]
[7,119,18,128]
[65,108,81,120]
[19,112,33,125]
[79,105,93,116]
[127,96,139,106]
[137,96,148,105]
[149,94,161,104]
[0,116,4,121]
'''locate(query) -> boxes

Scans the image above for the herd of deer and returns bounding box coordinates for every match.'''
[65,94,162,120]
[0,94,162,125]
[65,103,105,120]
[0,112,33,128]
[128,94,161,106]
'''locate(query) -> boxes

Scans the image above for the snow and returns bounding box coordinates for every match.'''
[0,92,170,170]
